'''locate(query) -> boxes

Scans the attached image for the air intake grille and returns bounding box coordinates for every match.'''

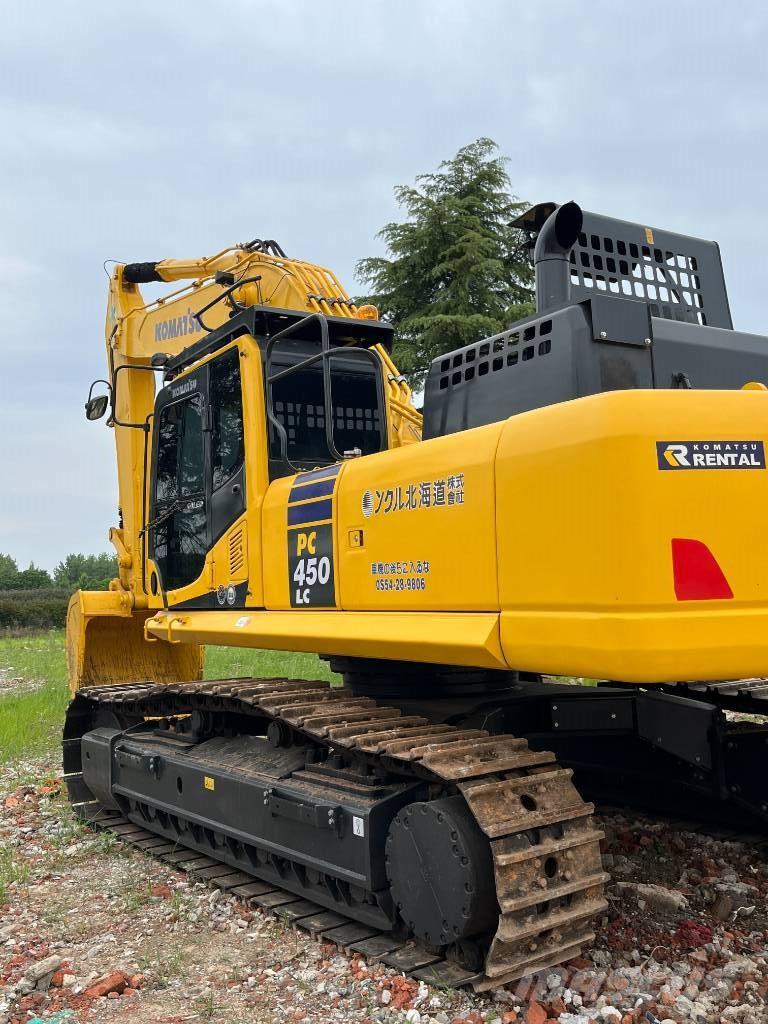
[228,526,246,580]
[437,319,553,391]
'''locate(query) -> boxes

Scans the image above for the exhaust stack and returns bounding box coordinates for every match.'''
[534,201,583,313]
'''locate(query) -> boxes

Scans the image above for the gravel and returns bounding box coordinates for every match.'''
[1,756,767,1023]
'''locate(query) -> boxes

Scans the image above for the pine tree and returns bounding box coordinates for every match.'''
[356,138,534,388]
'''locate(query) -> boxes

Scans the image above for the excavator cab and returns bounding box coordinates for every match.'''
[143,307,395,612]
[67,245,419,693]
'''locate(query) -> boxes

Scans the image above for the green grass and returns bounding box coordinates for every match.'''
[0,632,70,761]
[0,630,338,765]
[0,840,31,903]
[205,645,336,683]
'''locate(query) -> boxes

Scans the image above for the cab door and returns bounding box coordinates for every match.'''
[150,345,248,609]
[207,345,248,608]
[151,371,210,605]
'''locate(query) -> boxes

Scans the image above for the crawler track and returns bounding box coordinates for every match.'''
[63,678,608,991]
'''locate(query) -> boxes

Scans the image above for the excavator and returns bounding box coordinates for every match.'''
[64,203,768,990]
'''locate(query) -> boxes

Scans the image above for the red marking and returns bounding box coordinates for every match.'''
[671,538,733,600]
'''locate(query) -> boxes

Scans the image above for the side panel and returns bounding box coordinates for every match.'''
[336,425,502,611]
[496,389,768,681]
[261,425,502,613]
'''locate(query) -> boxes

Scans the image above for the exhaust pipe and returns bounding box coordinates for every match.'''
[534,201,583,313]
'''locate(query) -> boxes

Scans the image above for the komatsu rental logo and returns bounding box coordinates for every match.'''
[657,441,766,470]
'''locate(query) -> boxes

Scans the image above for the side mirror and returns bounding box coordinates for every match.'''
[85,394,109,420]
[85,379,112,421]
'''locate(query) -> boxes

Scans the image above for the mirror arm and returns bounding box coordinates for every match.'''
[109,363,166,430]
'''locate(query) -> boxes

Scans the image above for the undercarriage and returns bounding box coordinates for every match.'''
[62,667,768,990]
[63,675,608,990]
[66,660,768,994]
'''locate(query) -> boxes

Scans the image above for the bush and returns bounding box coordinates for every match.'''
[0,590,71,630]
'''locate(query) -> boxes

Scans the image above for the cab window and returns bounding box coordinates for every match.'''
[152,394,207,591]
[210,347,244,490]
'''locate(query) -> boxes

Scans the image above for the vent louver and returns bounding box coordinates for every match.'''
[228,527,246,580]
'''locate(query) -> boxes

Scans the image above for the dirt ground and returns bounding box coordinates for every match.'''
[1,757,767,1024]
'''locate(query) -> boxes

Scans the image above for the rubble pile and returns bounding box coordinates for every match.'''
[1,758,766,1023]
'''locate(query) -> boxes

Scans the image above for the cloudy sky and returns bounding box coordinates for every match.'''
[1,0,767,570]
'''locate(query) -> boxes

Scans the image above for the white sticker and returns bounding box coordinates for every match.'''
[235,616,250,628]
[352,815,365,837]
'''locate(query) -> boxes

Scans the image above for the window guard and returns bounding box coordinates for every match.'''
[265,312,385,472]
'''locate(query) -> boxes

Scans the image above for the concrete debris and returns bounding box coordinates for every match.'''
[1,757,768,1023]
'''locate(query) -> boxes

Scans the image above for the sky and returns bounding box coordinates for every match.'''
[1,0,767,570]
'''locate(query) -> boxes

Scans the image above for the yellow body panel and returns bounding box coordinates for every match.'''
[336,425,501,611]
[495,388,768,681]
[140,387,768,684]
[146,609,506,670]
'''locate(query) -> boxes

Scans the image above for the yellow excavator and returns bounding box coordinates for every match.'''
[64,204,768,990]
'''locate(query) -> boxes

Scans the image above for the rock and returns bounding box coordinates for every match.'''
[711,893,734,920]
[614,882,689,913]
[599,1009,622,1021]
[380,989,391,1005]
[405,1011,421,1024]
[525,1000,547,1024]
[568,957,594,971]
[723,956,759,979]
[715,881,760,916]
[25,954,62,986]
[83,970,129,998]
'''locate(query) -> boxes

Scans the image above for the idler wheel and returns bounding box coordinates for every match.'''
[385,795,497,947]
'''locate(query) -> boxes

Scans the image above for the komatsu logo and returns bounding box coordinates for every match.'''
[170,378,197,398]
[154,308,204,343]
[657,441,766,470]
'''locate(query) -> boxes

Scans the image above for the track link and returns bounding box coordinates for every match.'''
[63,677,608,990]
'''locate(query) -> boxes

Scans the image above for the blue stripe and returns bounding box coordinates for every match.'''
[295,463,341,483]
[287,498,333,526]
[289,477,337,502]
